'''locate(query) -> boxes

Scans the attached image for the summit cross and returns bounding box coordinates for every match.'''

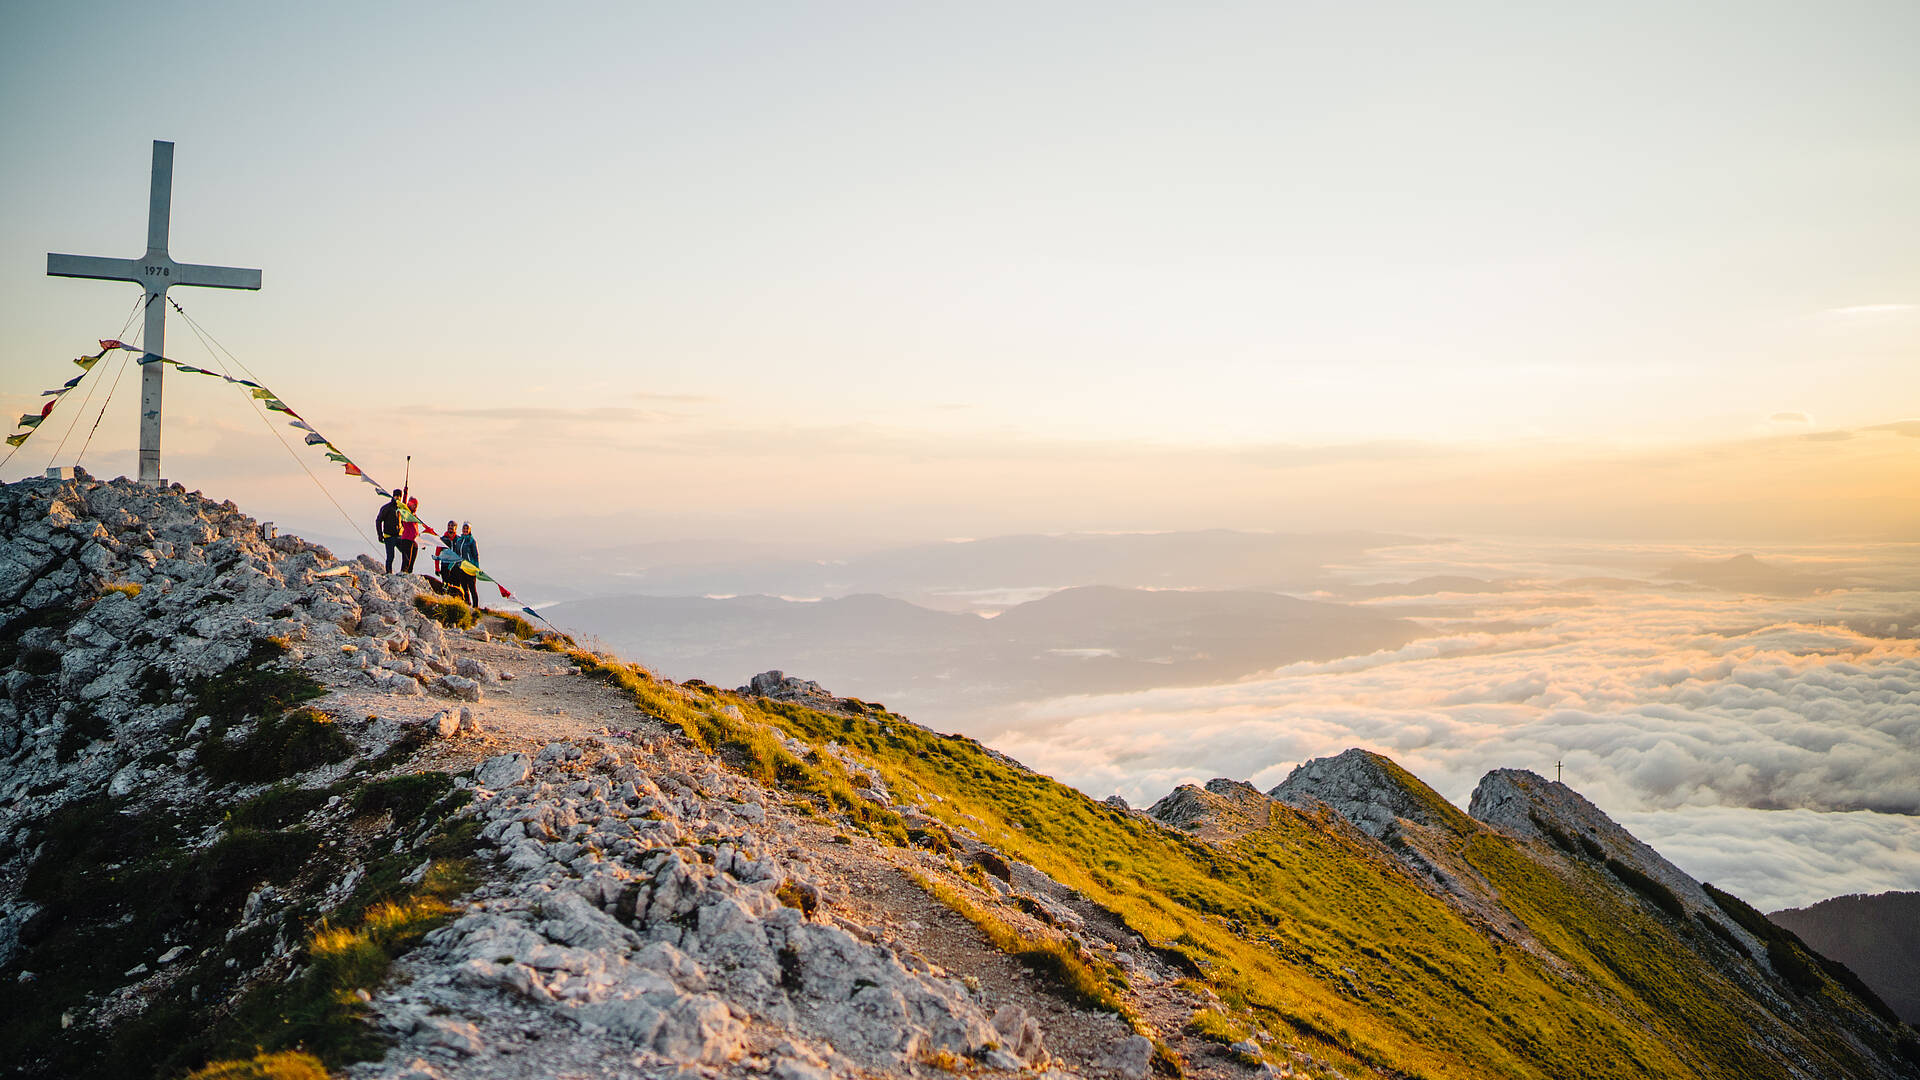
[47,140,261,485]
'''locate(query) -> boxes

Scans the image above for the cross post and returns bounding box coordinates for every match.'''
[47,140,261,485]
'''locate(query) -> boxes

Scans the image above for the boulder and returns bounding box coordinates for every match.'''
[436,674,482,701]
[1100,1035,1154,1080]
[475,752,532,789]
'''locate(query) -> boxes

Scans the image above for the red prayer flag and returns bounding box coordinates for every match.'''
[99,339,128,351]
[497,584,514,599]
[343,463,363,476]
[39,400,56,418]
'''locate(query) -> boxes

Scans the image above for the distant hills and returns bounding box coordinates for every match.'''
[543,529,1428,612]
[547,584,1425,716]
[1657,553,1842,596]
[1771,891,1920,1024]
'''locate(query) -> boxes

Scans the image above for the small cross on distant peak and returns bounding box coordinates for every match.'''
[1555,760,1563,783]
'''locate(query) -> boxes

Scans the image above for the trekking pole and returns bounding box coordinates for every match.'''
[402,455,411,500]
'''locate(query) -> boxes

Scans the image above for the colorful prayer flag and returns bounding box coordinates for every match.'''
[459,561,480,575]
[99,339,129,351]
[343,463,363,476]
[5,433,28,447]
[304,432,328,446]
[497,584,515,599]
[73,356,99,371]
[137,353,162,365]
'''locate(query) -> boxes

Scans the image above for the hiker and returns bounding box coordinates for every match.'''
[375,491,404,573]
[399,497,421,573]
[433,518,468,599]
[453,522,481,605]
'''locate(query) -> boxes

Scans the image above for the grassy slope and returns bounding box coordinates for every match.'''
[622,678,1895,1080]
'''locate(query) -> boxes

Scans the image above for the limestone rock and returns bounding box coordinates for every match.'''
[1099,1034,1154,1080]
[1146,778,1274,843]
[475,752,532,789]
[435,674,482,701]
[1269,749,1464,840]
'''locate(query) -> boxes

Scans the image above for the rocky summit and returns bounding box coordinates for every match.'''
[2,473,1917,1080]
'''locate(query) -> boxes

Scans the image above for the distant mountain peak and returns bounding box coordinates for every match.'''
[1269,747,1475,839]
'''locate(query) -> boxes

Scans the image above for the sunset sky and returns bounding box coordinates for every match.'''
[3,2,1918,548]
[2,2,1918,912]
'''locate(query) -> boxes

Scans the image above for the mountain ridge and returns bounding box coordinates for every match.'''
[1770,891,1920,1025]
[1,474,1914,1080]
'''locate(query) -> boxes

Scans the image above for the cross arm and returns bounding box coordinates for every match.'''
[47,253,144,284]
[173,261,262,290]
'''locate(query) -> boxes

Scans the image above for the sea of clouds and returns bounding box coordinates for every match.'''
[984,538,1920,911]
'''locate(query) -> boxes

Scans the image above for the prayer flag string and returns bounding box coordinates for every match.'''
[5,340,128,447]
[11,338,554,629]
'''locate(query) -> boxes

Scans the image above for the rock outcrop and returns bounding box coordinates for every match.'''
[1269,748,1471,839]
[1146,779,1274,843]
[0,474,470,971]
[355,742,1027,1077]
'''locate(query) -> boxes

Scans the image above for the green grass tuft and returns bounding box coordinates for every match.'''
[184,638,325,735]
[350,771,458,822]
[1604,858,1687,919]
[413,593,479,629]
[185,1050,329,1080]
[202,707,351,783]
[913,871,1129,1016]
[228,782,336,830]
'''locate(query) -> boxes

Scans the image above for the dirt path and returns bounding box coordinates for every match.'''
[309,616,1268,1080]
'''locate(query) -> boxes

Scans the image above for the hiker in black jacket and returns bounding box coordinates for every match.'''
[375,491,405,573]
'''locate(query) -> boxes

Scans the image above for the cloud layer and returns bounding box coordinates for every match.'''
[984,539,1920,908]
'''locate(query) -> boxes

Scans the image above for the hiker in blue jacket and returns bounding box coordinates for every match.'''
[453,522,481,605]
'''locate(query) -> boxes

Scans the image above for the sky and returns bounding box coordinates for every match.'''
[3,2,1919,550]
[0,2,1915,913]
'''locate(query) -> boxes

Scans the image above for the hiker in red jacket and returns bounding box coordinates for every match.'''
[433,519,462,594]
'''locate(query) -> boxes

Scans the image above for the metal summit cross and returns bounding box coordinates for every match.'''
[47,140,261,485]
